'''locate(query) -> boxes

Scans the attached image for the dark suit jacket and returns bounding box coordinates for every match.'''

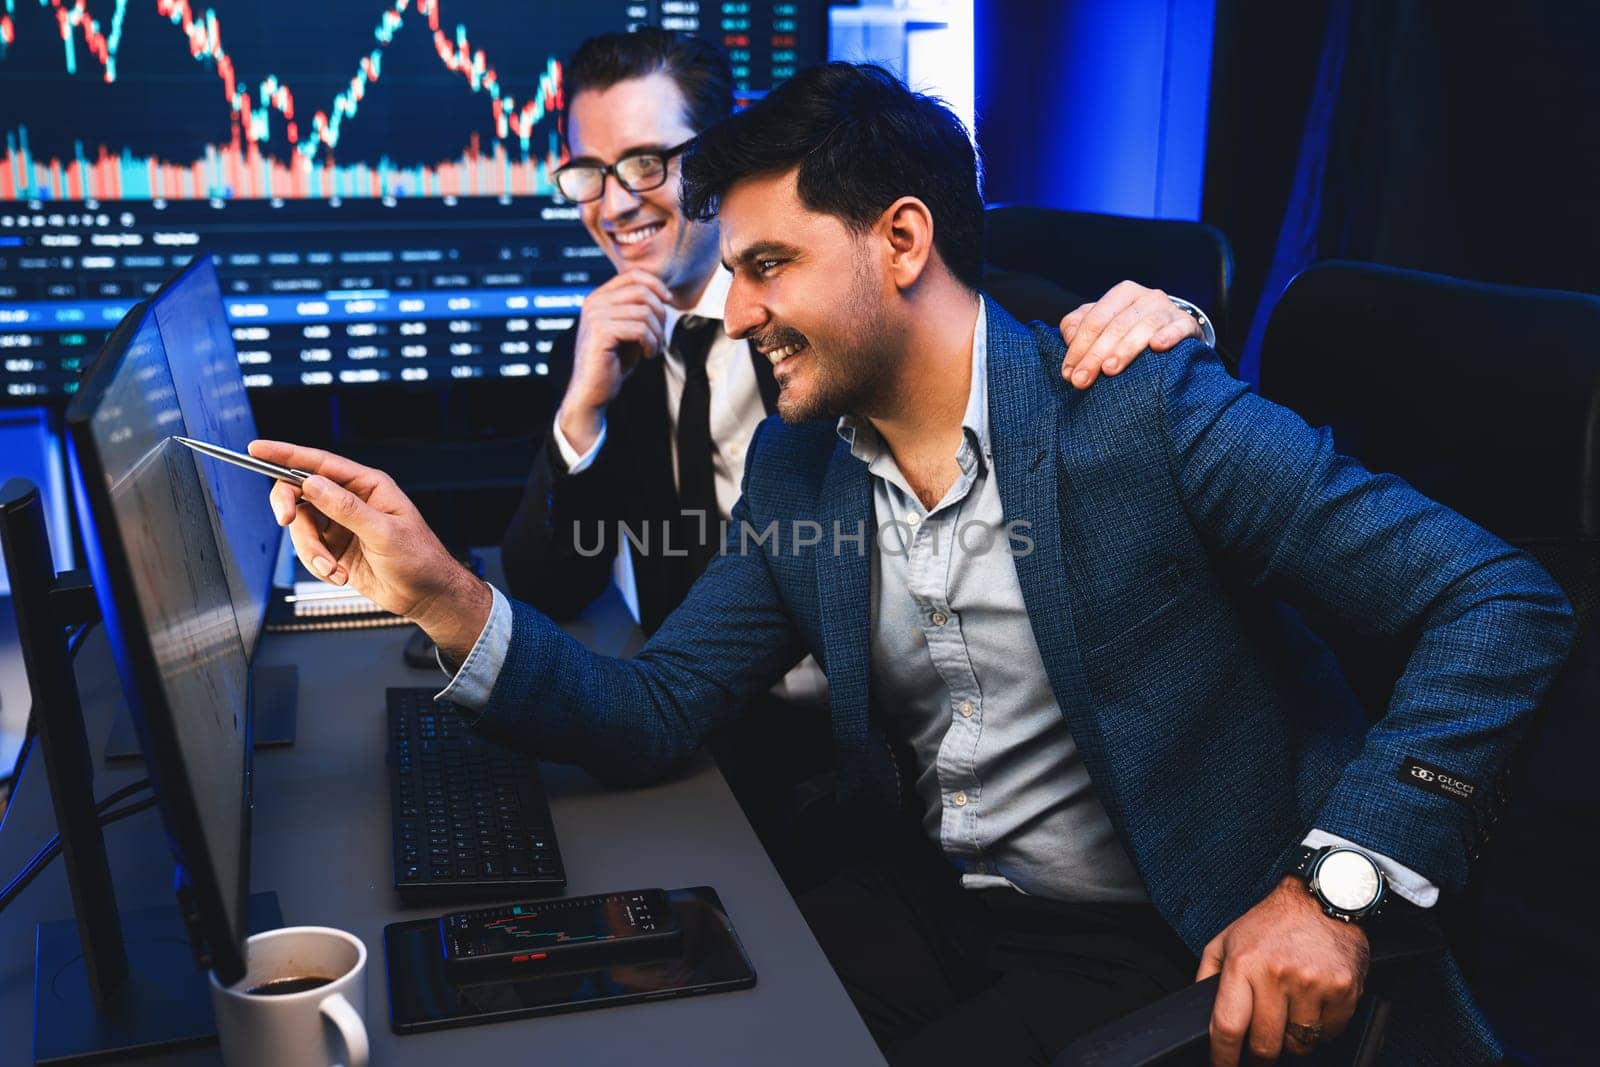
[476,301,1574,1062]
[500,324,777,633]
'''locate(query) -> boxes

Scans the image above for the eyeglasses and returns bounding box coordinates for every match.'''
[553,140,694,204]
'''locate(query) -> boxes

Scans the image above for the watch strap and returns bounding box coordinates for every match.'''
[1288,844,1320,882]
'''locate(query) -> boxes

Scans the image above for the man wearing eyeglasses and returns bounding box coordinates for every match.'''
[500,30,1211,636]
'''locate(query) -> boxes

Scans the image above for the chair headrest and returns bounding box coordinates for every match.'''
[984,205,1234,336]
[1259,260,1600,541]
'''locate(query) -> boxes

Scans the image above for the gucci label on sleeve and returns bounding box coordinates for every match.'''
[1398,757,1477,806]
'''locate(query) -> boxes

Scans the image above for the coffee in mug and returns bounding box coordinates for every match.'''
[209,926,368,1067]
[246,975,335,996]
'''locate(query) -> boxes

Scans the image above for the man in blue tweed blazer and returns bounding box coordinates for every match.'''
[254,65,1574,1066]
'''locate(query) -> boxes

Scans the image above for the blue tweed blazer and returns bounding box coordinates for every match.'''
[476,300,1574,1063]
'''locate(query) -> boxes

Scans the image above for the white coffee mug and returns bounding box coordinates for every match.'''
[208,925,370,1067]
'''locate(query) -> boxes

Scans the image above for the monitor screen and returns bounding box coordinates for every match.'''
[65,302,253,982]
[0,2,826,404]
[152,256,276,655]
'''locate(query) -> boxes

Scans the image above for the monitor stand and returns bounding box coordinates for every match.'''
[33,891,284,1065]
[0,480,285,1064]
[105,663,298,760]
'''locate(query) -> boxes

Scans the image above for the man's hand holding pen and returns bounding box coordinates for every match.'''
[249,439,492,664]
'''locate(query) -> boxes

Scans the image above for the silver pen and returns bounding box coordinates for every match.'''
[172,436,312,487]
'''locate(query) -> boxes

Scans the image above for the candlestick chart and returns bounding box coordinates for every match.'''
[0,0,620,201]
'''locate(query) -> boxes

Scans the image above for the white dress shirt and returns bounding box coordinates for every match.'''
[548,267,826,705]
[552,266,764,521]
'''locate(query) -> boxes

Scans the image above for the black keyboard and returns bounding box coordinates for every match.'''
[387,687,567,903]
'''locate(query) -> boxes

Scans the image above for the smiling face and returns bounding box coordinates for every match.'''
[719,169,900,423]
[565,72,723,302]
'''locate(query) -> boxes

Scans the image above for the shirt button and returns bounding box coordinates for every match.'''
[952,791,968,807]
[931,611,948,626]
[974,861,987,874]
[959,701,974,718]
[905,513,921,526]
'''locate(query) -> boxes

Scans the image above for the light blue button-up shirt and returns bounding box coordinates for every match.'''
[838,300,1147,900]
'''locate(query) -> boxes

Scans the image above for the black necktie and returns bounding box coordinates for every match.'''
[672,314,722,580]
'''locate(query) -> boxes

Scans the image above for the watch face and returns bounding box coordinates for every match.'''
[1316,850,1382,912]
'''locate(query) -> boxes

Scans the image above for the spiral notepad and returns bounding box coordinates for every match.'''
[289,581,383,617]
[263,581,406,633]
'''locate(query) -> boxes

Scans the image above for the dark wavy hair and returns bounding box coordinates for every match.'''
[680,63,984,290]
[563,29,734,141]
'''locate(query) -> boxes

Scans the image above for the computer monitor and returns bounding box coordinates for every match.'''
[0,1,828,404]
[148,255,276,656]
[65,300,254,986]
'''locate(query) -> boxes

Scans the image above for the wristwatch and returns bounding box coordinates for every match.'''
[1167,296,1217,348]
[1289,845,1387,924]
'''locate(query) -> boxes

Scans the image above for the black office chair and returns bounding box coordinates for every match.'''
[982,204,1235,339]
[981,267,1090,327]
[1058,261,1600,1066]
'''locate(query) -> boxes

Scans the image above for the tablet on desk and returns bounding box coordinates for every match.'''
[384,886,756,1034]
